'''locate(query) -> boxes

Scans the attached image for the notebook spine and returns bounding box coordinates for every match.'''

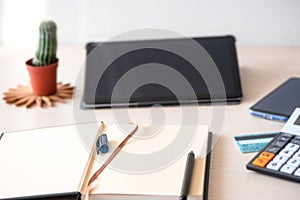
[203,132,213,200]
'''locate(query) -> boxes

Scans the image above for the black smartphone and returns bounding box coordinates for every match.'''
[249,77,300,122]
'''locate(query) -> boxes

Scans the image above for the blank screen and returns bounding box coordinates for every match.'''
[83,36,242,107]
[250,78,300,118]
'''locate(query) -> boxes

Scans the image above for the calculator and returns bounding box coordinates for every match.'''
[246,108,300,183]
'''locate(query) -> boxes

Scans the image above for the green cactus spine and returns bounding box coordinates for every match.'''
[32,20,57,66]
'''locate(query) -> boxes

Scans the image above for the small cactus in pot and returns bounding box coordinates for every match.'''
[26,20,59,96]
[32,20,58,66]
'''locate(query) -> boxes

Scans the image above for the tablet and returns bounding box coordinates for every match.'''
[249,77,300,122]
[82,35,243,108]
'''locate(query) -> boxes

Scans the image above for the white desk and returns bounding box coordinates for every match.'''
[1,45,300,199]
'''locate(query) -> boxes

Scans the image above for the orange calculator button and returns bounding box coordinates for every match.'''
[252,158,269,167]
[259,152,275,161]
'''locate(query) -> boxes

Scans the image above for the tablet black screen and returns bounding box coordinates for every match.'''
[82,35,242,108]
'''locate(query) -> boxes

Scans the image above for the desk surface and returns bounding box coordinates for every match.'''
[1,45,300,199]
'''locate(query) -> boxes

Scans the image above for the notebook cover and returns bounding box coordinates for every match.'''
[0,192,81,200]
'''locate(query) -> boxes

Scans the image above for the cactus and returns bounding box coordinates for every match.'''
[32,20,57,66]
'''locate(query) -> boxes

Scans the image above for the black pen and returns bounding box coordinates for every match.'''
[179,151,195,200]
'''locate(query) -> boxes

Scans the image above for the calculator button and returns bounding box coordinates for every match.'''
[285,143,300,152]
[295,136,300,140]
[253,158,270,168]
[259,152,275,161]
[280,133,293,138]
[279,136,291,142]
[266,161,283,171]
[294,168,300,176]
[292,151,300,161]
[291,139,300,145]
[273,155,289,164]
[279,149,294,158]
[265,146,281,154]
[280,164,297,174]
[272,140,287,148]
[286,158,300,167]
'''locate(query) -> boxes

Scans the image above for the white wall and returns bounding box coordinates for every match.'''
[1,0,300,45]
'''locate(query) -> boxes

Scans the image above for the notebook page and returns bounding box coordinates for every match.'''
[89,124,208,197]
[0,124,96,199]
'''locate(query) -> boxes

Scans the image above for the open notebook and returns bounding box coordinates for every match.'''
[0,123,212,200]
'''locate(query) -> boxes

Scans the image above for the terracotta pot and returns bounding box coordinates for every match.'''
[26,58,58,96]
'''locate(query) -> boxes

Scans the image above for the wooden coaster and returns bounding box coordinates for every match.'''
[2,82,74,108]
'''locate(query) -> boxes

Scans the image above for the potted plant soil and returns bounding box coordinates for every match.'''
[26,20,58,96]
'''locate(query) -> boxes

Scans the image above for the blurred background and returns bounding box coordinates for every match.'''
[1,0,300,46]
